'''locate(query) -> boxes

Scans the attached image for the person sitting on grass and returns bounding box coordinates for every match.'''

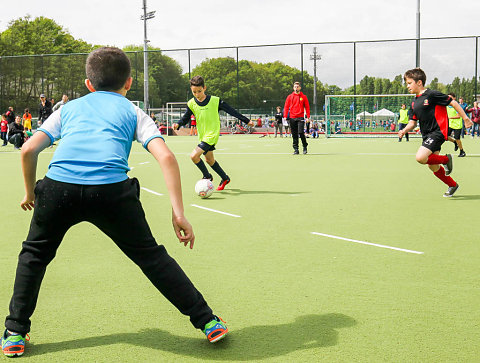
[1,47,228,358]
[173,75,254,191]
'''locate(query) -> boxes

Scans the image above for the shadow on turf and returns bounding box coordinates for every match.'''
[26,313,356,360]
[219,188,306,196]
[449,194,480,200]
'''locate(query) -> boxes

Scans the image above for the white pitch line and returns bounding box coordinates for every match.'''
[191,204,241,218]
[139,161,150,165]
[141,187,164,196]
[311,232,424,255]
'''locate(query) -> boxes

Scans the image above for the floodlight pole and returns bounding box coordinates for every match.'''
[310,47,321,120]
[141,0,155,112]
[416,0,421,67]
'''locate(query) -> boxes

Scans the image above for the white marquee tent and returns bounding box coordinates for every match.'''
[356,111,372,120]
[372,108,395,118]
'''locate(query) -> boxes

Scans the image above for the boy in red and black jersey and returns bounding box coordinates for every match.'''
[398,68,472,197]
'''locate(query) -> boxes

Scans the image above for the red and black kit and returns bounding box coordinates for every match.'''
[408,89,452,152]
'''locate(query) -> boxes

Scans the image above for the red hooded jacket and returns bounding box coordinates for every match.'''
[283,92,310,119]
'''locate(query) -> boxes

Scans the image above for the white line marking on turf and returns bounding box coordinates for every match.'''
[311,232,424,255]
[191,204,241,218]
[139,161,150,165]
[141,187,164,196]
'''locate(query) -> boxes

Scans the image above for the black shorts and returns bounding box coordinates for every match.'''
[422,131,445,153]
[448,127,461,140]
[198,141,216,155]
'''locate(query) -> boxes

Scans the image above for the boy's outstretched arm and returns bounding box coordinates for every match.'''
[172,107,193,130]
[20,131,51,210]
[147,138,195,249]
[219,100,254,127]
[398,120,417,139]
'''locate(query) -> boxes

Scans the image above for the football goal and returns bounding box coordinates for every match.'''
[324,94,416,138]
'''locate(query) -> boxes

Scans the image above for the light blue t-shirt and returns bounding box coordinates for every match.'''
[38,91,163,185]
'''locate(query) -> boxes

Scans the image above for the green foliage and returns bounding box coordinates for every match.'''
[0,16,478,116]
[0,16,92,56]
[0,16,93,113]
[123,45,188,107]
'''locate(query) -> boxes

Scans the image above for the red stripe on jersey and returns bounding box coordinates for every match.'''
[435,105,448,140]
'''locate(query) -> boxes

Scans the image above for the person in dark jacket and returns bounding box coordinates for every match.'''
[8,116,26,149]
[5,107,15,125]
[38,94,52,127]
[274,106,284,137]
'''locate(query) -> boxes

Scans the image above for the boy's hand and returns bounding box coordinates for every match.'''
[20,193,35,211]
[398,130,404,139]
[247,120,254,127]
[172,123,179,130]
[172,214,195,249]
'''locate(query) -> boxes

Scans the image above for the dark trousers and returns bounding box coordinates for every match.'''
[8,133,24,148]
[289,118,308,150]
[398,123,409,141]
[1,131,7,145]
[5,177,213,334]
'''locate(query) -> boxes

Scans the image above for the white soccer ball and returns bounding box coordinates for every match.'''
[195,179,214,199]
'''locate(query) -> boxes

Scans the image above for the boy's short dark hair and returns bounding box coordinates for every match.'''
[448,93,456,98]
[404,68,426,86]
[86,47,131,91]
[294,81,301,86]
[190,76,205,87]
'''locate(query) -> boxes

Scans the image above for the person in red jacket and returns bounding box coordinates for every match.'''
[466,101,480,138]
[283,82,310,154]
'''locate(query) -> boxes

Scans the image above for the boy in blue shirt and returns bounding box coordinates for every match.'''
[1,47,227,358]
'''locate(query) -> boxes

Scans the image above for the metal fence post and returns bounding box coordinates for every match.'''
[300,43,304,88]
[188,49,191,80]
[41,55,44,94]
[236,47,239,109]
[475,37,478,101]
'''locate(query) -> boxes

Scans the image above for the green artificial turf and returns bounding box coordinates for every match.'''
[1,135,479,362]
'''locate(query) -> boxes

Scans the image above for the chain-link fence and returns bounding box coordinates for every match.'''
[1,36,478,122]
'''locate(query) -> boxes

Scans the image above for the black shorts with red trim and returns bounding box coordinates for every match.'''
[422,131,445,153]
[198,141,216,155]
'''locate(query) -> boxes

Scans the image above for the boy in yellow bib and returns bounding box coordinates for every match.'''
[446,93,466,157]
[174,76,254,190]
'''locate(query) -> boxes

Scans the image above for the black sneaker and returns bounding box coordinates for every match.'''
[454,142,459,151]
[458,150,466,157]
[443,184,459,197]
[203,174,213,181]
[293,149,299,155]
[303,146,308,154]
[444,154,453,175]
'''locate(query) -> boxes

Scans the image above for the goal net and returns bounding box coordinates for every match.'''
[324,94,416,138]
[148,102,189,136]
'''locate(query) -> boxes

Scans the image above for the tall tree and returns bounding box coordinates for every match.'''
[0,16,92,113]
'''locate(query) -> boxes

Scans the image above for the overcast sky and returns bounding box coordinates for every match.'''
[2,0,480,87]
